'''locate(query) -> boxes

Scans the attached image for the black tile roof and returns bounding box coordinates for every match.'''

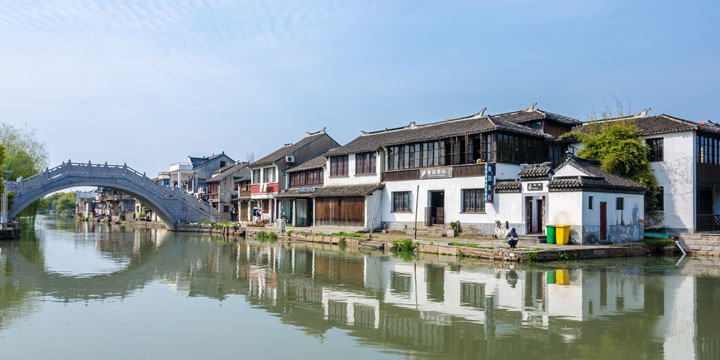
[206,163,250,183]
[189,153,234,168]
[518,163,553,180]
[327,109,559,157]
[278,184,383,198]
[493,108,582,126]
[495,179,521,193]
[574,114,720,136]
[287,154,329,173]
[251,129,339,168]
[549,155,645,194]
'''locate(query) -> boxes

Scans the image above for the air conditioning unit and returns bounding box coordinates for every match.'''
[285,155,295,163]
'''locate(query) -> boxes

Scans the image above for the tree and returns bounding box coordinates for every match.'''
[562,120,660,216]
[55,192,76,213]
[0,124,49,218]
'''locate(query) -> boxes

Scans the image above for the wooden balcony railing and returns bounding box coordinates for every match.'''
[452,163,485,178]
[381,169,420,182]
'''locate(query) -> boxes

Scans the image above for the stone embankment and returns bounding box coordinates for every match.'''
[677,233,720,257]
[242,228,647,263]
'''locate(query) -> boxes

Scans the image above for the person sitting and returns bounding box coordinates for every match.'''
[506,228,519,249]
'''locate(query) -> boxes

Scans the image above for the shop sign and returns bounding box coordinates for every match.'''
[420,167,453,179]
[485,163,495,203]
[527,182,544,191]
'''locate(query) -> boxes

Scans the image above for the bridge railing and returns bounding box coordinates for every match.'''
[10,161,217,217]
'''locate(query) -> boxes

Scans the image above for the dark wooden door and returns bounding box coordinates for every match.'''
[600,202,607,240]
[430,192,444,225]
[526,197,533,233]
[536,198,544,233]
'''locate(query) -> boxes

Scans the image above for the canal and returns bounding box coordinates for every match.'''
[1,216,719,359]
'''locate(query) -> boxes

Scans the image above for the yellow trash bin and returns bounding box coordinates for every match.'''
[555,225,570,245]
[555,269,570,285]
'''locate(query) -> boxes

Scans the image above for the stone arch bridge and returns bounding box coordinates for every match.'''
[4,161,219,229]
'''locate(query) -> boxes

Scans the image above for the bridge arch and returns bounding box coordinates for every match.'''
[5,162,218,229]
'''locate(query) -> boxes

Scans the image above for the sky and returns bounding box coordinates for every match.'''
[1,0,718,175]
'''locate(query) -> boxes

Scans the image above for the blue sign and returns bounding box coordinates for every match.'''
[485,163,495,203]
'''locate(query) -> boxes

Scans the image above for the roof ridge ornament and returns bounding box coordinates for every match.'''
[524,102,537,112]
[408,121,417,129]
[635,107,651,117]
[469,107,487,119]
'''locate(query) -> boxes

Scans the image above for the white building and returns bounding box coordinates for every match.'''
[575,111,720,233]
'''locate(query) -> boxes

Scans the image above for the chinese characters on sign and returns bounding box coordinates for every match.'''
[527,182,544,191]
[485,163,494,203]
[420,167,453,179]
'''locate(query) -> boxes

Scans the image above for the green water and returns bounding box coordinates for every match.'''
[1,216,719,359]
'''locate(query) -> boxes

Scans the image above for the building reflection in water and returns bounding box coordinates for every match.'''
[1,220,720,359]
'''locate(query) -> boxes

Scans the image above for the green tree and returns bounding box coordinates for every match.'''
[0,124,49,219]
[562,120,660,216]
[55,192,76,213]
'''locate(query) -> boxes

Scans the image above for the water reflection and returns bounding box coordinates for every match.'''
[1,216,719,359]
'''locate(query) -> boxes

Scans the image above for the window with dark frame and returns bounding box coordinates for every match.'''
[330,155,348,176]
[392,191,411,212]
[616,197,624,210]
[647,138,664,162]
[462,189,485,212]
[589,196,593,210]
[355,152,376,175]
[697,134,720,165]
[289,168,324,187]
[656,187,664,211]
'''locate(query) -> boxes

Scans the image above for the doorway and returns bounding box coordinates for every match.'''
[429,191,445,225]
[525,196,546,234]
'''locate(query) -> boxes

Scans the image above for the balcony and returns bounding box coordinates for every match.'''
[251,183,279,194]
[382,169,419,182]
[452,163,485,178]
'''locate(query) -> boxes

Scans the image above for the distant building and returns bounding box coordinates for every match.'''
[162,152,235,196]
[207,162,250,221]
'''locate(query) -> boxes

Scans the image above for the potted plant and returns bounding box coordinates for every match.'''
[447,221,459,237]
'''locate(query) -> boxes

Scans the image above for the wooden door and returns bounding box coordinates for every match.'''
[600,202,607,240]
[525,197,533,233]
[536,198,544,233]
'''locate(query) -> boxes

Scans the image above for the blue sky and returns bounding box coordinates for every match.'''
[1,0,718,174]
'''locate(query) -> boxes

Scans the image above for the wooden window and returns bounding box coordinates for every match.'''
[392,191,411,212]
[290,169,323,187]
[647,138,664,162]
[330,156,348,176]
[656,187,664,211]
[616,197,624,210]
[462,189,485,212]
[355,152,376,175]
[262,167,275,183]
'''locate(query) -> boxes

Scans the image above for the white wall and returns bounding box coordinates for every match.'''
[380,164,523,233]
[646,131,695,232]
[324,151,382,186]
[547,192,584,225]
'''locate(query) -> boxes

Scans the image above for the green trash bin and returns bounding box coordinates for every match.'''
[546,225,556,244]
[546,271,556,284]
